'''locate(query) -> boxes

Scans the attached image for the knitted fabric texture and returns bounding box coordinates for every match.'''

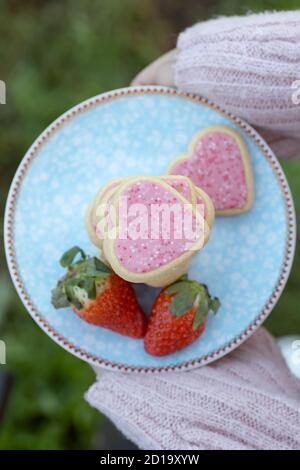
[86,12,300,450]
[86,328,300,450]
[174,10,300,159]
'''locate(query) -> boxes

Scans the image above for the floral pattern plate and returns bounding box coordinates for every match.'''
[4,86,296,372]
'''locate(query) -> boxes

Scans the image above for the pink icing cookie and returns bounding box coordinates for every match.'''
[168,125,254,215]
[161,176,196,205]
[85,178,122,247]
[163,176,215,227]
[195,186,215,227]
[88,176,200,249]
[103,177,210,287]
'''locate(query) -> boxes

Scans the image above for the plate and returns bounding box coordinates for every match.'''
[4,86,296,372]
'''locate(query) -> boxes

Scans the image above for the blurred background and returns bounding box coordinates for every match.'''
[0,0,299,450]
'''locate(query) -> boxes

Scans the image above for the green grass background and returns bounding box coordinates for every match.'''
[0,0,299,449]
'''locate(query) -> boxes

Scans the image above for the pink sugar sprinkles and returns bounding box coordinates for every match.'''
[171,131,248,211]
[115,180,204,273]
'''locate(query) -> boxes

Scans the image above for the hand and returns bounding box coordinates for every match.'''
[131,49,177,88]
[130,49,300,159]
[86,328,300,450]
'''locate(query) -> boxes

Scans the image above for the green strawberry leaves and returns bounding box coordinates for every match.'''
[168,282,198,316]
[51,246,111,310]
[169,288,197,316]
[64,283,82,310]
[193,293,208,330]
[166,276,220,330]
[84,257,111,276]
[51,283,70,309]
[81,277,97,300]
[60,246,86,267]
[209,297,220,314]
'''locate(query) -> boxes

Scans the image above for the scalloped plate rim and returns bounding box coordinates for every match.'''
[4,85,296,373]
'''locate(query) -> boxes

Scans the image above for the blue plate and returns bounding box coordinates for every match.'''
[4,86,296,372]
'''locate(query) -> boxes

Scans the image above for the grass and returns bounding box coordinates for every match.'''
[0,0,299,449]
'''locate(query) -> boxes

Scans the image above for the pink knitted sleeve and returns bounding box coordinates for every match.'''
[85,14,300,450]
[86,329,300,450]
[174,11,300,159]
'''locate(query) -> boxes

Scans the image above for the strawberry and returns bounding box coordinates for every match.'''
[51,246,147,338]
[144,275,220,356]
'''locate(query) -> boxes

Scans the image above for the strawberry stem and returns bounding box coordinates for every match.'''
[166,274,220,330]
[52,246,111,310]
[60,246,86,267]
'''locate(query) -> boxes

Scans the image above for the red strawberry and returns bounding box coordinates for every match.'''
[51,246,147,338]
[144,275,220,356]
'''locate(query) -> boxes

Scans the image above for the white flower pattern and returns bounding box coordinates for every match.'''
[13,93,288,368]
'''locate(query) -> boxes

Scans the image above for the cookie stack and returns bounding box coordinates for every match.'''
[86,175,214,287]
[85,125,254,287]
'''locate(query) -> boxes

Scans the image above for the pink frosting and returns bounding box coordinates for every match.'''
[167,178,207,219]
[170,131,248,211]
[168,178,206,219]
[164,178,192,202]
[115,180,202,273]
[95,178,196,239]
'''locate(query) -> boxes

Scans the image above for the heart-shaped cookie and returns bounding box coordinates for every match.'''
[195,186,215,227]
[85,178,122,247]
[168,125,254,215]
[86,175,214,251]
[103,177,210,287]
